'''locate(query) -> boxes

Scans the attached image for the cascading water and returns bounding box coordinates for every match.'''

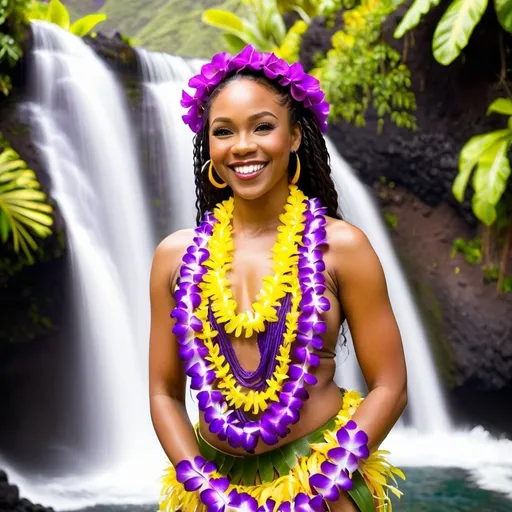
[327,140,451,432]
[137,49,202,234]
[20,21,160,470]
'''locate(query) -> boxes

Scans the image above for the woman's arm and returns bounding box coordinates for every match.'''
[149,231,202,464]
[332,221,408,452]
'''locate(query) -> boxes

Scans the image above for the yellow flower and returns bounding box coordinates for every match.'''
[206,185,306,338]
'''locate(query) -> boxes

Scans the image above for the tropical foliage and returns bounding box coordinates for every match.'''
[27,0,107,37]
[0,139,53,263]
[0,0,29,96]
[202,0,308,61]
[394,0,512,65]
[312,0,416,131]
[452,98,512,290]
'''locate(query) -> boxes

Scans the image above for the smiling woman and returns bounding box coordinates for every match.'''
[148,46,407,512]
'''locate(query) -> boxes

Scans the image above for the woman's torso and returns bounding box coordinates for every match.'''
[170,216,346,456]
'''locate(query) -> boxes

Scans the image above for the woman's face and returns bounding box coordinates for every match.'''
[208,78,301,201]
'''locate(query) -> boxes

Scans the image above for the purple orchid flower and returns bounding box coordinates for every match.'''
[293,493,328,512]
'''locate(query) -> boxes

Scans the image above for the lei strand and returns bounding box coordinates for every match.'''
[171,189,331,452]
[201,266,301,415]
[201,186,306,338]
[174,419,370,512]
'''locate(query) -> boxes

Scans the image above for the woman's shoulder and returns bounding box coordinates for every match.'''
[156,228,196,255]
[324,216,369,252]
[152,229,196,278]
[324,216,382,285]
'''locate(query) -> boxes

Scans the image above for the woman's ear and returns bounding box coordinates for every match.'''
[292,122,302,152]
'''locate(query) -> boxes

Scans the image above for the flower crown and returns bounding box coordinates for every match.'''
[180,45,330,134]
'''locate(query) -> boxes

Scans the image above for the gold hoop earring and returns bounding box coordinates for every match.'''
[291,152,301,185]
[208,160,227,189]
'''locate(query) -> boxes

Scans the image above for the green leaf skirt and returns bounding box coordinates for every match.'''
[159,389,406,511]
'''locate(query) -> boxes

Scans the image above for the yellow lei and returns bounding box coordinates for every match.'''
[200,184,307,338]
[197,185,307,414]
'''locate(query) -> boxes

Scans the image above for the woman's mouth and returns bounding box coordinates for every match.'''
[230,162,268,181]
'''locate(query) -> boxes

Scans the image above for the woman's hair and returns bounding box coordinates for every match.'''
[191,70,342,225]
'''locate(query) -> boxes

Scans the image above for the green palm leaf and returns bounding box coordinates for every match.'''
[472,139,512,225]
[487,98,512,116]
[394,0,442,38]
[202,9,266,49]
[47,0,70,30]
[452,129,510,202]
[432,0,488,65]
[222,33,247,54]
[495,0,512,32]
[70,14,107,37]
[0,146,54,262]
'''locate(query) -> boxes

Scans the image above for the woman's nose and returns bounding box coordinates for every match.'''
[231,136,257,155]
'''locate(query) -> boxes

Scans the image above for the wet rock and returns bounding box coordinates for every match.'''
[0,471,52,512]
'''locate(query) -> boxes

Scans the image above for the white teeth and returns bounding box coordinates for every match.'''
[233,163,266,174]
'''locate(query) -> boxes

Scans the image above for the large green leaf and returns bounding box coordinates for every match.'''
[495,0,512,32]
[47,0,70,30]
[487,98,512,116]
[394,0,442,38]
[268,10,287,45]
[432,0,488,65]
[0,146,53,261]
[202,9,249,40]
[472,138,512,225]
[222,33,247,53]
[70,14,107,37]
[348,470,377,512]
[452,129,510,202]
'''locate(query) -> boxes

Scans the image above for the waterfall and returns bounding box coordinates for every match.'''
[136,49,451,433]
[327,140,451,432]
[137,49,202,234]
[23,21,159,467]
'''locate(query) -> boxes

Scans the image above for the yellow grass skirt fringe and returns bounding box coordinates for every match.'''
[159,391,405,511]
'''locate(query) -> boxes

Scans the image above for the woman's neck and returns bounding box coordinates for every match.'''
[231,178,290,237]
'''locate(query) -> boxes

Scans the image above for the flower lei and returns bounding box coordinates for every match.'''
[171,187,331,452]
[180,45,330,134]
[174,419,370,512]
[200,186,306,339]
[201,267,301,415]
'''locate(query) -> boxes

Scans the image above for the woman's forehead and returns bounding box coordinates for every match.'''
[210,79,284,117]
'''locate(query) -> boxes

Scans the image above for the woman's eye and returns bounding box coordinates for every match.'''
[212,127,231,136]
[255,122,275,132]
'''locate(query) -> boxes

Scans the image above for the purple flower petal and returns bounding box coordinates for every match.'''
[309,472,340,502]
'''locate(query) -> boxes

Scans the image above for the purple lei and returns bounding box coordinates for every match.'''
[180,45,330,134]
[171,197,330,452]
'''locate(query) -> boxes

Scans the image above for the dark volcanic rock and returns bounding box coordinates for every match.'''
[381,184,512,396]
[0,471,52,512]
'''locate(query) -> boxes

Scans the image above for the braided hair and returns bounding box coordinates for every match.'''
[191,71,342,225]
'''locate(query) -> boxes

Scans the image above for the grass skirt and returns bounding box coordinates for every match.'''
[159,390,405,511]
